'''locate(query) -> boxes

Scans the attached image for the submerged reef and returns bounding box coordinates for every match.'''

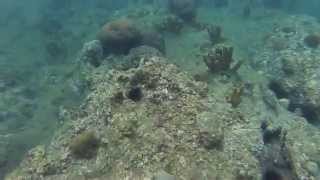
[5,4,320,179]
[7,37,320,179]
[253,15,320,126]
[6,50,261,180]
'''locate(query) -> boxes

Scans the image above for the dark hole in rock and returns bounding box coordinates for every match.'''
[268,81,288,99]
[301,104,319,126]
[127,86,143,102]
[263,169,283,180]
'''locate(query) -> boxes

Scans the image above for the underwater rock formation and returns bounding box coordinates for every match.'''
[252,16,320,126]
[6,49,264,180]
[97,19,142,55]
[168,0,197,21]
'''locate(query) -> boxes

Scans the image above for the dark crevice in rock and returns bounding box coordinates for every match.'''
[268,81,320,126]
[262,168,285,180]
[268,81,288,99]
[288,98,319,126]
[301,104,320,126]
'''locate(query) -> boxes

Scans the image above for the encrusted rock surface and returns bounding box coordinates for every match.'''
[252,15,320,125]
[6,38,320,179]
[6,55,261,180]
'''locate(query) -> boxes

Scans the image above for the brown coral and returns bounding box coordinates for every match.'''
[97,19,142,54]
[226,85,244,108]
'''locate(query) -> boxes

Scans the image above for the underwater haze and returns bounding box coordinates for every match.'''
[1,0,320,179]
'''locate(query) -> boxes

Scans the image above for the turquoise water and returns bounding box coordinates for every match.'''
[1,0,320,179]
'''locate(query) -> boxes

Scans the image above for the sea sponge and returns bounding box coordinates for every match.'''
[97,19,142,54]
[69,131,100,159]
[168,0,197,21]
[202,44,234,73]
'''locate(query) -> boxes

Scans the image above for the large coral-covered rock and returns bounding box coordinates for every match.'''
[97,19,165,56]
[97,19,142,54]
[6,55,262,180]
[252,15,320,125]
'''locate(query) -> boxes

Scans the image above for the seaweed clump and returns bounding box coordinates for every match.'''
[202,44,234,73]
[97,19,142,55]
[69,131,100,159]
[304,34,320,48]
